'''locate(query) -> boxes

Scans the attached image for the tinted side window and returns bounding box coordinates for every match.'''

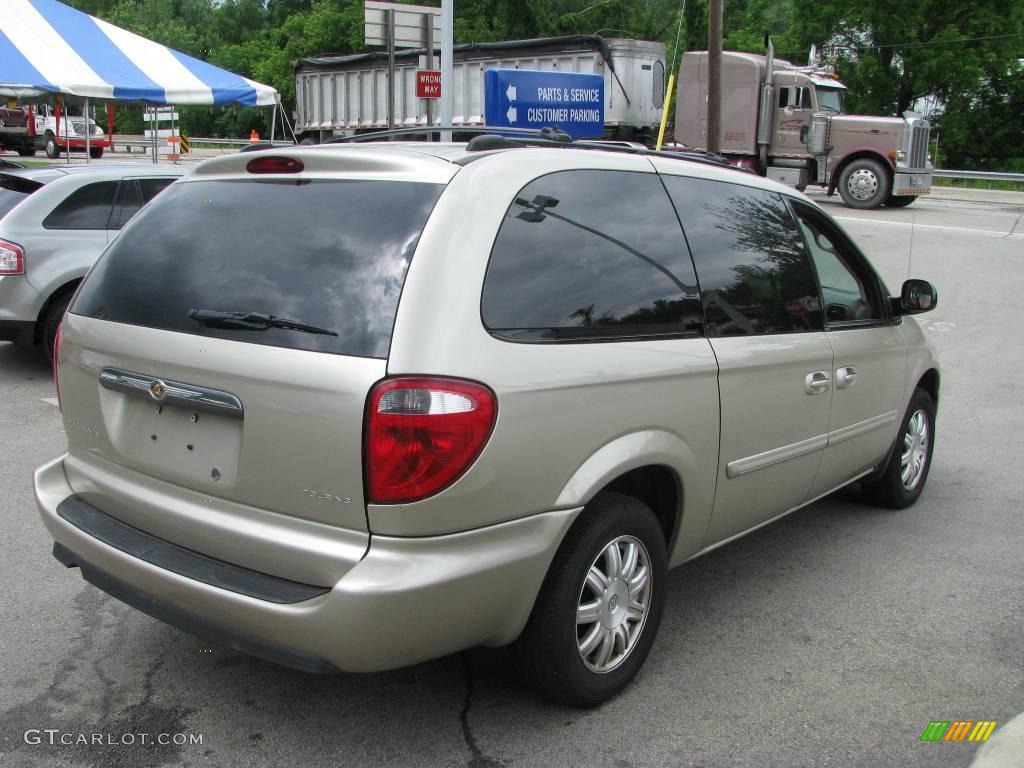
[663,176,823,335]
[42,181,118,230]
[792,202,884,324]
[107,178,176,230]
[138,177,176,203]
[482,170,703,341]
[108,180,141,230]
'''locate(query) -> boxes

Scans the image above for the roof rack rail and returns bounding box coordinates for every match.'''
[321,125,747,173]
[324,125,556,143]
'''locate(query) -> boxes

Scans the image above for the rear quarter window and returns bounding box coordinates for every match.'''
[71,178,443,358]
[481,169,704,341]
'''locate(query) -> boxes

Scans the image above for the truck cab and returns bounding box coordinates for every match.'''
[674,48,933,209]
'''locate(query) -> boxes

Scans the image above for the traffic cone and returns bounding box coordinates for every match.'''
[250,129,259,144]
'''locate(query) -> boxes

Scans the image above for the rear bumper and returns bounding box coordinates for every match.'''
[36,455,578,673]
[0,318,34,345]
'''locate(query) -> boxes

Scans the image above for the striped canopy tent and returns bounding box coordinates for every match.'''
[0,0,278,105]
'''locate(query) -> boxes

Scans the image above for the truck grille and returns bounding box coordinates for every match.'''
[907,121,930,170]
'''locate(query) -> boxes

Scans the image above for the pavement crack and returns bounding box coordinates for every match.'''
[1006,210,1024,238]
[460,653,507,768]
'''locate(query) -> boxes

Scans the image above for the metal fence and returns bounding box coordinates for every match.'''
[932,169,1024,186]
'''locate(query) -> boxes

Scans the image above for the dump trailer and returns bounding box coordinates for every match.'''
[294,36,666,141]
[674,43,933,209]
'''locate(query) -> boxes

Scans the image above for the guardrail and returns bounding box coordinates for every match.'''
[111,135,295,154]
[185,137,295,148]
[933,169,1024,186]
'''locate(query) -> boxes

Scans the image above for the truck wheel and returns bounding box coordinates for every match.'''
[515,492,667,707]
[837,158,889,209]
[884,194,916,208]
[89,147,104,159]
[44,132,60,159]
[17,148,37,157]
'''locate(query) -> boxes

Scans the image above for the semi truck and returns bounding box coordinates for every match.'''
[294,35,667,142]
[0,101,111,159]
[674,41,933,208]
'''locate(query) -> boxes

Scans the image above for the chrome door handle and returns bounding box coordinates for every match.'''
[836,365,858,389]
[804,370,832,396]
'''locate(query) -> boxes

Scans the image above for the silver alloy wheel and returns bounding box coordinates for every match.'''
[901,409,930,491]
[576,534,652,674]
[847,168,880,202]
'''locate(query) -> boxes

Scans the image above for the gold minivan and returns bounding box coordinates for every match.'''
[35,138,938,707]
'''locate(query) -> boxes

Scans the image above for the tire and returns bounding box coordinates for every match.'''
[862,388,936,509]
[41,291,73,364]
[837,157,890,209]
[516,492,667,707]
[884,194,916,208]
[17,148,37,157]
[44,132,60,159]
[89,146,103,159]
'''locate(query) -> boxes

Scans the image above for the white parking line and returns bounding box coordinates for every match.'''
[40,397,59,407]
[833,217,1024,240]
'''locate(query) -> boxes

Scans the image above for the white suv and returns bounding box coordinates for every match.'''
[0,164,184,359]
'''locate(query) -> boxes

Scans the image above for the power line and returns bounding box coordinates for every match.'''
[778,31,1024,60]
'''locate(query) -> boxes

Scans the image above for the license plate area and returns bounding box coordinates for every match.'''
[103,394,243,489]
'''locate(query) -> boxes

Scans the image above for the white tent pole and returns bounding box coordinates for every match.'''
[279,98,299,144]
[64,99,70,165]
[84,97,90,164]
[270,103,277,142]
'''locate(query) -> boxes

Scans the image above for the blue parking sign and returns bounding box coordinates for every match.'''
[484,69,605,139]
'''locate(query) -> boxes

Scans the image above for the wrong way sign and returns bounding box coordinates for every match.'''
[417,70,441,99]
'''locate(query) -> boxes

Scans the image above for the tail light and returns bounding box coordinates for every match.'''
[53,324,62,410]
[0,239,25,274]
[366,377,497,504]
[246,156,303,174]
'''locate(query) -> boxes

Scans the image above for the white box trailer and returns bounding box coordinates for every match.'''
[294,36,667,140]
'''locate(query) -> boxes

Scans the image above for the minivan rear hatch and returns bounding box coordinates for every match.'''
[60,151,450,537]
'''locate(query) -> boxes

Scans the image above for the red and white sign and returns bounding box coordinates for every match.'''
[416,70,441,99]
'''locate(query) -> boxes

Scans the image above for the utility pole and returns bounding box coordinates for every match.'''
[706,0,723,154]
[386,9,395,132]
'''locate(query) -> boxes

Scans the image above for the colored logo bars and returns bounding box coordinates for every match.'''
[920,721,998,742]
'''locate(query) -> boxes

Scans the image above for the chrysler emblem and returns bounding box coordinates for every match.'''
[149,380,168,401]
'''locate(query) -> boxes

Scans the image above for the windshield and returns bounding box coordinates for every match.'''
[817,88,844,113]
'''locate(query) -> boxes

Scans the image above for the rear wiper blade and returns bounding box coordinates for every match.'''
[188,309,338,336]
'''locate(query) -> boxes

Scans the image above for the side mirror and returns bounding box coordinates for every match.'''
[892,279,937,315]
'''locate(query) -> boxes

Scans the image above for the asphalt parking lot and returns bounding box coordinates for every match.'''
[1,188,1022,768]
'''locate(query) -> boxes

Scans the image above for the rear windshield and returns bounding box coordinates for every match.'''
[72,178,444,358]
[0,174,43,220]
